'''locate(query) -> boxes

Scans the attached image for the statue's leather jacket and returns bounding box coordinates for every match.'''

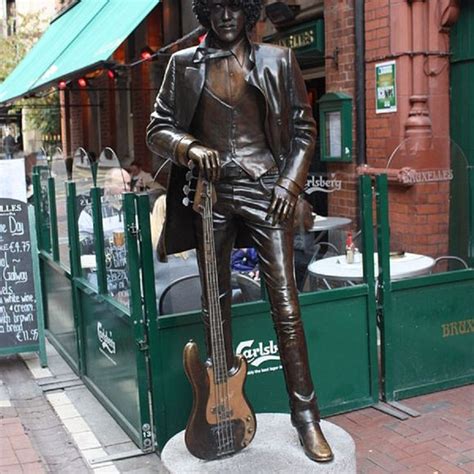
[146,36,316,256]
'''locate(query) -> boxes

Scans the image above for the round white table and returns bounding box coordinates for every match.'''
[310,215,352,232]
[307,252,435,283]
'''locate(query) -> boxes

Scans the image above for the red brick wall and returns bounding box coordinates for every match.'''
[68,89,84,154]
[363,1,452,258]
[324,0,358,224]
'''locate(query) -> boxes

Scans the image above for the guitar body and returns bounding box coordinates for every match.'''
[183,341,257,460]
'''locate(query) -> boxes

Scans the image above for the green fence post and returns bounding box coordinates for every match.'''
[375,174,394,400]
[48,176,60,262]
[28,206,48,367]
[469,165,474,266]
[66,181,85,374]
[359,175,379,402]
[123,193,154,451]
[32,167,43,252]
[91,187,108,294]
[135,194,163,450]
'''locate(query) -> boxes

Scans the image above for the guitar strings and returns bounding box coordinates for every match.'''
[204,182,235,455]
[205,188,233,453]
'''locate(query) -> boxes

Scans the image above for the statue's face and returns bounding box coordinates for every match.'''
[208,0,246,45]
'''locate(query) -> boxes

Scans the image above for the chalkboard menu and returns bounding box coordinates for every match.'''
[0,159,44,360]
[0,198,38,347]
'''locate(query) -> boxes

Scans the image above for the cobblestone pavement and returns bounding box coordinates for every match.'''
[1,349,472,473]
[329,385,474,473]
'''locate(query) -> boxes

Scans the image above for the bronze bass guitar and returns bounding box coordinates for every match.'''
[183,177,256,460]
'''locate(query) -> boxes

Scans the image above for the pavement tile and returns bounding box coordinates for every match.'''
[0,464,23,474]
[428,457,468,474]
[21,462,46,474]
[460,448,474,461]
[71,430,101,450]
[460,461,474,472]
[437,435,466,451]
[7,434,32,450]
[61,416,90,434]
[53,403,81,420]
[433,450,472,467]
[402,451,443,468]
[0,456,19,468]
[403,440,445,456]
[14,448,40,464]
[367,449,408,471]
[3,423,24,438]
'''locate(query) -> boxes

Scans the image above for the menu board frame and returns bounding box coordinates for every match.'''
[0,160,47,366]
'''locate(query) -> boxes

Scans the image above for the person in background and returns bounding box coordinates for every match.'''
[150,194,199,313]
[3,130,16,160]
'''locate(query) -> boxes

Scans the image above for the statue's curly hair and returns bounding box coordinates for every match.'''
[192,0,262,31]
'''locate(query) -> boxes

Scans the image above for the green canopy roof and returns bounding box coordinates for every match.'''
[0,0,160,104]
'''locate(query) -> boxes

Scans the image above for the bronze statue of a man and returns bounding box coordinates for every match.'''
[147,0,333,462]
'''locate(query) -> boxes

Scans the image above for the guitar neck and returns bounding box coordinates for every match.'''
[202,182,228,383]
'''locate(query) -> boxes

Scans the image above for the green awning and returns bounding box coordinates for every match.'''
[0,0,160,104]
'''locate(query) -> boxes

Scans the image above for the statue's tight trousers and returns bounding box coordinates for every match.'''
[194,173,321,425]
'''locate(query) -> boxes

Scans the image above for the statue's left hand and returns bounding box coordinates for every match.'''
[267,185,297,225]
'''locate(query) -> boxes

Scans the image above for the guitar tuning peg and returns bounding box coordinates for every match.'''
[182,197,191,207]
[185,170,193,181]
[183,184,195,195]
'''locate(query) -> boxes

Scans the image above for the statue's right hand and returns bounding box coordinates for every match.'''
[187,145,220,182]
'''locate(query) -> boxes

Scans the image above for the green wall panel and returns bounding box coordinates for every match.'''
[384,277,474,400]
[154,289,375,447]
[42,260,79,370]
[79,290,141,441]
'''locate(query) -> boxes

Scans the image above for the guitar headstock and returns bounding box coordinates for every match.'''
[192,176,217,215]
[182,163,217,214]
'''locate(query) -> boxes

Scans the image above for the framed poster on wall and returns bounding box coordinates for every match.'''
[376,60,397,114]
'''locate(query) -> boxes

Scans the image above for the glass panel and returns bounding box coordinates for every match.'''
[38,166,52,253]
[299,170,362,292]
[325,111,342,158]
[74,148,96,287]
[386,137,471,277]
[100,160,130,308]
[50,147,70,269]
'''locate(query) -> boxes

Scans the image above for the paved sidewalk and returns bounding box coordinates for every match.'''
[0,412,44,473]
[330,385,474,473]
[1,344,472,473]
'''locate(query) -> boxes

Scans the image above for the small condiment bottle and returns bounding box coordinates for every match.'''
[346,231,355,264]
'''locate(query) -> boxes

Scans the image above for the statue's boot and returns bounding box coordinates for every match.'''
[275,319,334,463]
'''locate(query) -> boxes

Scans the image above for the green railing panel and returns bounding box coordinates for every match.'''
[384,276,474,400]
[376,175,474,401]
[79,288,142,444]
[41,259,79,371]
[153,288,375,449]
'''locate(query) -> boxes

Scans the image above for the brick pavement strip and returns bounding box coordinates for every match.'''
[0,357,90,473]
[329,385,474,473]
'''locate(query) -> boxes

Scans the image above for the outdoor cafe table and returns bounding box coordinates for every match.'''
[310,215,352,232]
[307,252,436,284]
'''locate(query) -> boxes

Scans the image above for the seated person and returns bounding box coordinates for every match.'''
[231,248,259,280]
[150,194,200,312]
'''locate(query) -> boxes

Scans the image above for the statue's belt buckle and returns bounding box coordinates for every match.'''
[220,163,246,179]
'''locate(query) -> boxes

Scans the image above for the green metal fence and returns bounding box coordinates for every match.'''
[376,175,474,401]
[33,163,380,451]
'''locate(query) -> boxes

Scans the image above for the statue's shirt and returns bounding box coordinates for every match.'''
[190,38,275,179]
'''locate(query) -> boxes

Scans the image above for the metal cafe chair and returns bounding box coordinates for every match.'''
[159,272,261,315]
[431,256,468,273]
[159,274,202,316]
[234,273,261,302]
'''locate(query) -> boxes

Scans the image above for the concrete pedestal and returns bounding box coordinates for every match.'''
[161,413,356,473]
